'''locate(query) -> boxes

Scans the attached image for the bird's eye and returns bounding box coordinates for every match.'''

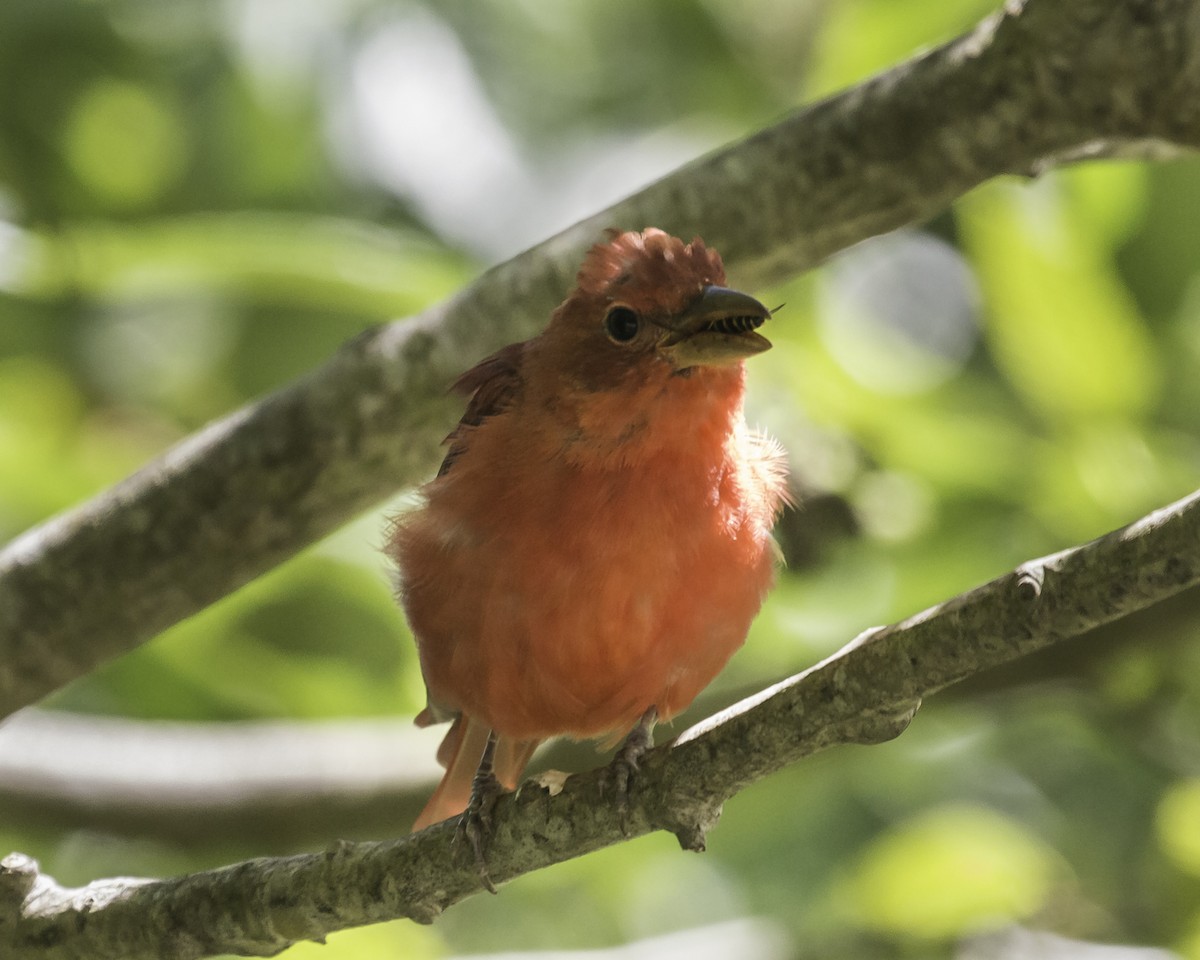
[604,306,640,343]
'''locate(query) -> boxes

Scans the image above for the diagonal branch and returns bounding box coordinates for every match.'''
[2,0,1199,718]
[4,486,1200,960]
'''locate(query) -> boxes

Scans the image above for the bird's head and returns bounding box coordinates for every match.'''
[522,228,772,465]
[536,228,772,393]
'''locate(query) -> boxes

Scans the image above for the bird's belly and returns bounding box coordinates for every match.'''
[407,483,775,742]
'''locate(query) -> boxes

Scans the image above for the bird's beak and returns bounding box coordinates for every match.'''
[660,285,773,369]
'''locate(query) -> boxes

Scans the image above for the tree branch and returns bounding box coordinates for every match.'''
[2,0,1199,718]
[0,712,441,850]
[0,695,752,852]
[4,486,1200,959]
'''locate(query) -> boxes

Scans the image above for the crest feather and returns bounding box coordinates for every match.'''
[574,228,726,299]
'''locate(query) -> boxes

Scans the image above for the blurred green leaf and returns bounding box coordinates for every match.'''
[1063,162,1148,245]
[1156,779,1200,877]
[54,552,416,721]
[959,180,1159,422]
[0,357,84,529]
[266,920,445,960]
[62,79,188,209]
[18,215,471,316]
[842,804,1060,939]
[808,0,995,96]
[1030,419,1186,539]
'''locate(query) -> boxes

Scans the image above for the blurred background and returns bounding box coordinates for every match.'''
[3,0,1200,957]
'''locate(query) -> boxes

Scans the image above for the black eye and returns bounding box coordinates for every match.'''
[605,306,640,343]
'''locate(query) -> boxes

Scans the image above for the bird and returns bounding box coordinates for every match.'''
[388,227,788,839]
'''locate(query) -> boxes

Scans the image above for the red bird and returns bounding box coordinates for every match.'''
[390,228,788,832]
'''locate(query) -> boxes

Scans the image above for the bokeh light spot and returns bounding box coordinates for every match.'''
[63,79,187,209]
[1156,779,1200,876]
[846,804,1058,939]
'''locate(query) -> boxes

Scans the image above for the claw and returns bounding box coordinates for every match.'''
[453,730,505,894]
[606,706,658,834]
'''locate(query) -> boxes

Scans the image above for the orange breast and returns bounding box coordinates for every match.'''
[394,401,786,743]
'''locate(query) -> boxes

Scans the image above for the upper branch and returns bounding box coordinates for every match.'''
[5,485,1200,959]
[2,0,1199,717]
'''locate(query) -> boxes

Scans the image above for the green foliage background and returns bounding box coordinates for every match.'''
[3,0,1200,957]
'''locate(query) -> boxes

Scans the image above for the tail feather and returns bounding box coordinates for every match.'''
[411,713,541,831]
[495,735,540,787]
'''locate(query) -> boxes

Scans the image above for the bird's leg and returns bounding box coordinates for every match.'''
[606,706,658,832]
[456,729,505,894]
[618,705,659,771]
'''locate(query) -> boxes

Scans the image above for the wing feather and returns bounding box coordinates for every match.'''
[437,341,526,477]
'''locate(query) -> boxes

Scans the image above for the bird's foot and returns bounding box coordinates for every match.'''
[605,707,658,835]
[453,733,506,894]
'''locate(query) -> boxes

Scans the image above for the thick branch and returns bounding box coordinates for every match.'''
[3,0,1199,718]
[4,486,1199,960]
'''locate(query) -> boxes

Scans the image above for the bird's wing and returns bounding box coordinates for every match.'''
[437,341,527,477]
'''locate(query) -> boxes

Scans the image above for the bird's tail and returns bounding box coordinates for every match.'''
[411,712,540,832]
